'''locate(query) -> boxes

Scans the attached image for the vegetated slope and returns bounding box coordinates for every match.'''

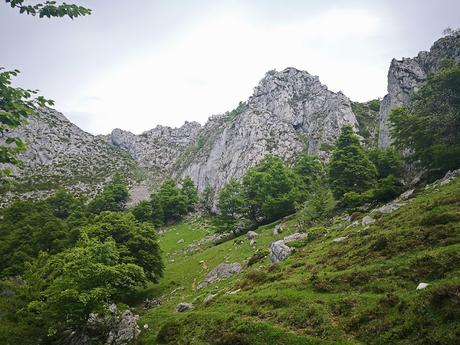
[136,175,460,345]
[0,109,140,206]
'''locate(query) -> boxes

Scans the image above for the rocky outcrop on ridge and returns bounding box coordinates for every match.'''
[378,32,460,148]
[174,68,358,194]
[0,108,138,206]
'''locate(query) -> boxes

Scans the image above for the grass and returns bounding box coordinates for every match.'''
[132,176,460,345]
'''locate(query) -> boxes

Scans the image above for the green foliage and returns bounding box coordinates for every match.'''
[82,212,164,282]
[0,196,84,277]
[157,180,188,223]
[224,101,247,122]
[201,185,214,214]
[351,100,380,145]
[242,156,300,223]
[88,174,129,213]
[218,178,246,224]
[5,0,91,19]
[23,236,146,337]
[150,193,165,227]
[329,125,377,199]
[368,148,403,179]
[181,176,199,212]
[0,68,53,184]
[298,187,336,225]
[390,64,460,173]
[131,200,153,223]
[294,155,325,195]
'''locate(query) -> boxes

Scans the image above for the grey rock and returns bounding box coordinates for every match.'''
[249,239,257,246]
[203,293,217,305]
[143,298,162,310]
[246,231,258,240]
[332,236,348,243]
[175,302,193,312]
[106,310,140,345]
[416,282,429,290]
[362,216,375,226]
[0,108,137,206]
[400,189,415,200]
[269,240,293,263]
[379,33,460,148]
[177,239,185,244]
[273,224,283,235]
[197,263,242,289]
[283,232,307,243]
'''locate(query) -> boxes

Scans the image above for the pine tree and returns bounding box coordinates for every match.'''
[329,125,377,199]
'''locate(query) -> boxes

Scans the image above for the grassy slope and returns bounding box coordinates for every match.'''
[135,178,460,345]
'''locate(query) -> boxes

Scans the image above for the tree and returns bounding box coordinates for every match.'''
[242,155,300,223]
[150,193,164,227]
[131,200,153,223]
[328,125,377,199]
[390,64,460,173]
[88,174,129,213]
[0,199,70,277]
[294,155,325,197]
[297,187,335,226]
[22,236,146,338]
[200,184,214,214]
[5,0,91,19]
[217,178,246,223]
[157,180,188,222]
[181,176,199,212]
[82,212,163,282]
[368,148,403,179]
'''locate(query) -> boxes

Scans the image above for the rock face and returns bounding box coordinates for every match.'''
[0,108,137,206]
[378,33,460,148]
[175,68,358,196]
[102,121,201,175]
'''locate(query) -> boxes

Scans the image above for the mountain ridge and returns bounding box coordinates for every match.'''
[2,34,459,206]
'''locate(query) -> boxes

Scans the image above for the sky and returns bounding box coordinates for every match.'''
[1,1,459,135]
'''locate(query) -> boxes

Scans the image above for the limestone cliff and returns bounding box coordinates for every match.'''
[0,108,138,205]
[378,32,460,148]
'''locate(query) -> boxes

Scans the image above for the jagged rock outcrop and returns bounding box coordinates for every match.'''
[379,33,460,148]
[0,108,138,206]
[102,121,201,173]
[174,68,358,195]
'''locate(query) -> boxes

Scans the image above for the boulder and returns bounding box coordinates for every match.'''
[269,240,293,263]
[177,239,184,244]
[362,216,375,226]
[203,293,217,305]
[247,231,258,240]
[373,202,402,215]
[332,236,348,243]
[273,224,282,235]
[106,310,141,345]
[416,282,429,290]
[176,302,193,312]
[197,263,242,289]
[249,239,257,246]
[143,298,162,310]
[283,232,307,243]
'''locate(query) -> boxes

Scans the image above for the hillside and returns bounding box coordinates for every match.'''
[134,172,460,345]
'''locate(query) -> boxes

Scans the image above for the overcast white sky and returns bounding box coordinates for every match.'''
[1,0,459,134]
